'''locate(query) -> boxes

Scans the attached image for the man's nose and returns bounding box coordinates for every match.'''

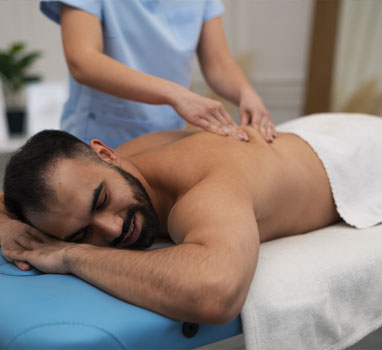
[92,212,124,239]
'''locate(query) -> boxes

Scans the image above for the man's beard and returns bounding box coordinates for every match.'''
[111,165,160,250]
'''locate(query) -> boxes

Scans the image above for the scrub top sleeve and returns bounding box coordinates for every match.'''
[203,0,224,22]
[40,0,102,24]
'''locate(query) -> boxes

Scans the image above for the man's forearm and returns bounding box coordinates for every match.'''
[64,243,239,324]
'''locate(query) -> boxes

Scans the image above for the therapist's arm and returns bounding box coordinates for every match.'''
[60,4,248,141]
[197,16,276,142]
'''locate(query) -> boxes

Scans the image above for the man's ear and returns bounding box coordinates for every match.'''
[90,139,121,166]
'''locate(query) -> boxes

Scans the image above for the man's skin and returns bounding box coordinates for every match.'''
[0,127,340,324]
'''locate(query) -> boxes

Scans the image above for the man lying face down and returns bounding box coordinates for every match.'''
[1,113,381,324]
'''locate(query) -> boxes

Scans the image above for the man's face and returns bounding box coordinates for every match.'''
[26,157,160,250]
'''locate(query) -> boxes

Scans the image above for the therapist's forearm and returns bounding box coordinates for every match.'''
[202,56,255,106]
[68,50,185,107]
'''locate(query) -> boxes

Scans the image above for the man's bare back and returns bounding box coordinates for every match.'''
[117,127,340,244]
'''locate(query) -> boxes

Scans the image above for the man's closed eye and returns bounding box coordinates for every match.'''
[96,191,108,211]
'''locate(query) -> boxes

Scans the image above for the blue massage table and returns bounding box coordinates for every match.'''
[0,252,242,349]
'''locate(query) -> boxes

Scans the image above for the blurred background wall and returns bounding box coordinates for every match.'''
[1,0,381,125]
[331,0,382,116]
[0,0,381,161]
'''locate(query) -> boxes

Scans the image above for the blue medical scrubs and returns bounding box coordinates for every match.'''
[40,0,224,148]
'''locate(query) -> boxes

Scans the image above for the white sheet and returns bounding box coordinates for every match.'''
[242,114,382,349]
[241,222,382,349]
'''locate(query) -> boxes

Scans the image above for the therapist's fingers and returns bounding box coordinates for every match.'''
[199,118,248,141]
[264,116,277,140]
[197,119,228,136]
[211,107,230,126]
[201,115,231,136]
[208,105,238,135]
[240,110,251,127]
[251,111,263,132]
[201,111,240,138]
[214,106,249,139]
[271,123,277,138]
[269,122,277,139]
[211,110,241,136]
[256,114,269,141]
[266,124,273,143]
[260,116,272,142]
[252,111,273,142]
[218,105,237,128]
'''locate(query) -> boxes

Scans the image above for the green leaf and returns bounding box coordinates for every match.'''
[0,42,42,91]
[9,42,25,57]
[11,80,23,92]
[0,54,13,80]
[14,51,42,74]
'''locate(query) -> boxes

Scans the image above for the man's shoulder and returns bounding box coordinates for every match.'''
[167,175,255,244]
[116,129,202,158]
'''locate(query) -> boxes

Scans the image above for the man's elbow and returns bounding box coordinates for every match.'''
[199,300,242,325]
[197,277,246,325]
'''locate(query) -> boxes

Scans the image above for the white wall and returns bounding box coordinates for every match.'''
[0,0,67,82]
[0,0,315,125]
[332,0,382,116]
[217,0,314,123]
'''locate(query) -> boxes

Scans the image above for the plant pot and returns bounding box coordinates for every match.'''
[6,108,25,135]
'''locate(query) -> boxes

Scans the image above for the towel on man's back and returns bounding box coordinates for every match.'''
[278,113,382,229]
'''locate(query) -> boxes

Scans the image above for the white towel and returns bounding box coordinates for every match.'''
[241,223,382,350]
[277,113,382,228]
[242,114,382,349]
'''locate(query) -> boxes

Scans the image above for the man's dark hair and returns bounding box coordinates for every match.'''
[3,130,100,222]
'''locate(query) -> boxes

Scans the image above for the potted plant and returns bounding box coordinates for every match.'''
[0,42,42,135]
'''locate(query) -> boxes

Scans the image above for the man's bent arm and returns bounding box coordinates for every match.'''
[64,242,242,324]
[0,192,43,271]
[15,187,259,324]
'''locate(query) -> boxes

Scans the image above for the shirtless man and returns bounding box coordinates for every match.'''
[1,113,380,325]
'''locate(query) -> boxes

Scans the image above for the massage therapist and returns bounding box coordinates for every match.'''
[40,0,276,148]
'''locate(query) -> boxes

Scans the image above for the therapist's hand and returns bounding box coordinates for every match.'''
[173,89,249,142]
[239,88,277,142]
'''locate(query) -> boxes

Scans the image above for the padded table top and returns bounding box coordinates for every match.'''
[0,253,241,349]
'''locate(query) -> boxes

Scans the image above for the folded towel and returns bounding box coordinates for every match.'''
[277,113,382,228]
[241,223,382,350]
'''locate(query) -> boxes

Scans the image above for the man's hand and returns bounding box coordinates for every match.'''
[173,88,249,142]
[239,88,277,142]
[0,219,73,274]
